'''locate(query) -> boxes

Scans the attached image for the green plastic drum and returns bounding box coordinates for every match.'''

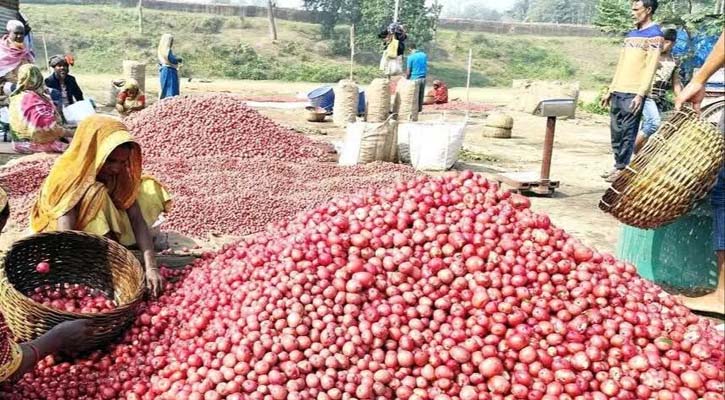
[616,199,718,296]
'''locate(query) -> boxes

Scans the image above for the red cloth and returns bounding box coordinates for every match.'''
[433,83,448,104]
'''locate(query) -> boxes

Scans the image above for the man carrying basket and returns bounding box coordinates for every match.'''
[675,32,725,315]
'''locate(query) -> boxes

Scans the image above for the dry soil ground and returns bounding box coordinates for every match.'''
[0,76,618,257]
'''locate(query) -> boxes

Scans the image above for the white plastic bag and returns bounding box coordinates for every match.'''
[339,118,396,166]
[397,121,467,171]
[63,100,96,125]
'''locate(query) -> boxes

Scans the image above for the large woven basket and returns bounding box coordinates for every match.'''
[600,107,725,229]
[0,231,145,346]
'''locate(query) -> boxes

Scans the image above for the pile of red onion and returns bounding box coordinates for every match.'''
[0,96,418,238]
[4,171,722,400]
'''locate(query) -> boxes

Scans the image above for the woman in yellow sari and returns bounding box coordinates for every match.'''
[30,115,171,295]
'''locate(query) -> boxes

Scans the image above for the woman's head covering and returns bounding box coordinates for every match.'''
[157,34,174,65]
[30,115,142,233]
[49,54,67,68]
[123,78,139,91]
[12,64,45,97]
[0,318,22,382]
[5,20,24,34]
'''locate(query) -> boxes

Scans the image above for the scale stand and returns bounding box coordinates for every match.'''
[493,99,577,197]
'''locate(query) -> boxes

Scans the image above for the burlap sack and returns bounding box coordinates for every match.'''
[394,78,419,122]
[333,79,359,127]
[366,78,391,123]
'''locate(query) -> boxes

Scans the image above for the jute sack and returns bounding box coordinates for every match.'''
[338,117,396,165]
[366,78,391,123]
[122,61,146,93]
[482,126,512,139]
[333,79,359,127]
[485,113,514,129]
[394,78,419,122]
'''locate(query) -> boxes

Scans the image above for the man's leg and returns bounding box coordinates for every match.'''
[417,79,426,113]
[618,94,643,169]
[635,97,661,154]
[609,93,626,171]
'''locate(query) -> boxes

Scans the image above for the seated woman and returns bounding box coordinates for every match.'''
[0,188,91,384]
[0,20,34,103]
[8,64,72,154]
[424,80,448,105]
[115,79,146,116]
[30,115,171,295]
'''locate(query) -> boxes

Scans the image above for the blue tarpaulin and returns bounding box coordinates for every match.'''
[673,28,720,82]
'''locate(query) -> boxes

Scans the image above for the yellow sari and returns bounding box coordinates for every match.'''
[30,115,171,246]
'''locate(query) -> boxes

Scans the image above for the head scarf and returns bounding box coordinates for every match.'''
[0,22,33,78]
[157,34,173,66]
[123,78,139,91]
[30,115,142,233]
[11,64,45,97]
[5,20,23,34]
[48,54,67,68]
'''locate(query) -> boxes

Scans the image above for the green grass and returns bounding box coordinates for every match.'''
[23,4,620,87]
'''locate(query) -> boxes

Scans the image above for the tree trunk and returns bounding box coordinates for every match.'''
[267,0,277,41]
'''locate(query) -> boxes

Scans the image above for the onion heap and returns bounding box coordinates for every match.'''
[4,171,723,400]
[0,95,418,238]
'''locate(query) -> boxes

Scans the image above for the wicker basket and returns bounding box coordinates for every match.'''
[599,107,725,229]
[0,231,145,346]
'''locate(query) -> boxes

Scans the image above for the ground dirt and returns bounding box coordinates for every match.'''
[0,77,617,257]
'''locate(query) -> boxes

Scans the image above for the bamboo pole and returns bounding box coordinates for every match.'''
[465,48,472,116]
[138,0,144,34]
[42,34,49,71]
[349,24,355,81]
[393,0,400,22]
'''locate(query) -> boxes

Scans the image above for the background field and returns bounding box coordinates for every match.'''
[23,4,621,88]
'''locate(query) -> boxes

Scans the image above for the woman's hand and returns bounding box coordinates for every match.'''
[144,252,164,297]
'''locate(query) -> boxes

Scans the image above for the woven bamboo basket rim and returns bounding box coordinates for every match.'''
[599,107,725,228]
[0,231,145,342]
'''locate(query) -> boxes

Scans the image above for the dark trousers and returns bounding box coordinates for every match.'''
[609,92,643,170]
[415,78,426,113]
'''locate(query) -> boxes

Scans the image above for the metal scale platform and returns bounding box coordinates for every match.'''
[493,99,577,196]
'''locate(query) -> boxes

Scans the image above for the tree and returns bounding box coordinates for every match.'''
[442,1,503,20]
[303,0,441,52]
[593,0,632,33]
[594,0,722,35]
[508,0,533,21]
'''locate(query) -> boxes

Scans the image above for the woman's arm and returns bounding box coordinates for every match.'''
[8,320,91,381]
[127,201,163,296]
[57,207,78,230]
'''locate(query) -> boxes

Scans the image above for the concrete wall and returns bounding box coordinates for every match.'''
[23,0,603,37]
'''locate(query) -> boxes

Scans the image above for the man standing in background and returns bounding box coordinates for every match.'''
[406,42,428,113]
[600,0,664,182]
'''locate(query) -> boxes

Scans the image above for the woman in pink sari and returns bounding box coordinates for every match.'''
[8,64,72,154]
[0,20,34,98]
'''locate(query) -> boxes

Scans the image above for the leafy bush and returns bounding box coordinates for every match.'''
[191,16,225,34]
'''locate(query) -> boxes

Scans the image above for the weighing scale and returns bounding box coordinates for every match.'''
[493,99,577,196]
